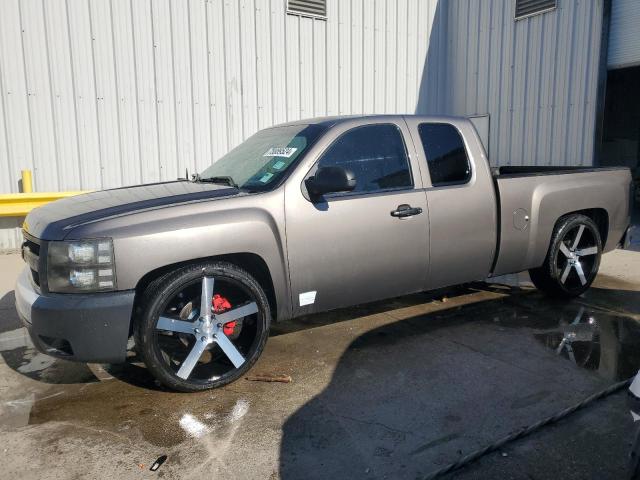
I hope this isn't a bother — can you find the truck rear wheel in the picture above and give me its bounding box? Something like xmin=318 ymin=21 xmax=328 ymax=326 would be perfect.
xmin=529 ymin=214 xmax=602 ymax=298
xmin=135 ymin=261 xmax=271 ymax=392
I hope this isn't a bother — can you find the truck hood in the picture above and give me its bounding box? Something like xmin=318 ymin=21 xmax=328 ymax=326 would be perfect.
xmin=24 ymin=181 xmax=239 ymax=240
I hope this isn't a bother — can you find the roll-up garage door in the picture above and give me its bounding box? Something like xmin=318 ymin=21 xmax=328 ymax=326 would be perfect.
xmin=608 ymin=0 xmax=640 ymax=69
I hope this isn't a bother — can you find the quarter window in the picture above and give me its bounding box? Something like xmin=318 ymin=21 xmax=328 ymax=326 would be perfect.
xmin=317 ymin=124 xmax=412 ymax=194
xmin=418 ymin=123 xmax=471 ymax=186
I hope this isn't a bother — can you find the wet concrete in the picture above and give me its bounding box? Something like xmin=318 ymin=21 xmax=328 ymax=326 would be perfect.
xmin=0 ymin=252 xmax=639 ymax=478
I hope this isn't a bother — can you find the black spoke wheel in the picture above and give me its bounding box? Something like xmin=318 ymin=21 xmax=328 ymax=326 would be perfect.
xmin=135 ymin=261 xmax=270 ymax=392
xmin=529 ymin=214 xmax=602 ymax=298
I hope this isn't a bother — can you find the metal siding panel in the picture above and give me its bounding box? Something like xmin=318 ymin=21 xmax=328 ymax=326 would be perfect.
xmin=451 ymin=0 xmax=464 ymax=115
xmin=255 ymin=0 xmax=274 ymax=128
xmin=188 ymin=0 xmax=212 ymax=171
xmin=270 ymin=0 xmax=288 ymax=124
xmin=111 ymin=0 xmax=142 ymax=185
xmin=608 ymin=0 xmax=640 ymax=68
xmin=325 ymin=0 xmax=339 ymax=115
xmin=299 ymin=16 xmax=314 ymax=118
xmin=522 ymin=15 xmax=542 ymax=166
xmin=285 ymin=14 xmax=300 ymax=120
xmin=395 ymin=0 xmax=407 ymax=114
xmin=90 ymin=0 xmax=123 ymax=188
xmin=312 ymin=18 xmax=327 ymax=116
xmin=476 ymin=0 xmax=490 ymax=116
xmin=239 ymin=0 xmax=258 ymax=136
xmin=338 ymin=0 xmax=350 ymax=114
xmin=552 ymin=0 xmax=574 ymax=166
xmin=536 ymin=11 xmax=556 ymax=165
xmin=151 ymin=0 xmax=178 ymax=181
xmin=509 ymin=20 xmax=527 ymax=166
xmin=465 ymin=0 xmax=479 ymax=115
xmin=350 ymin=0 xmax=363 ymax=113
xmin=170 ymin=0 xmax=196 ymax=176
xmin=361 ymin=0 xmax=374 ymax=114
xmin=384 ymin=0 xmax=396 ymax=113
xmin=208 ymin=0 xmax=229 ymax=161
xmin=404 ymin=0 xmax=418 ymax=114
xmin=130 ymin=0 xmax=160 ymax=183
xmin=66 ymin=0 xmax=102 ymax=189
xmin=21 ymin=0 xmax=59 ymax=191
xmin=373 ymin=0 xmax=385 ymax=113
xmin=43 ymin=0 xmax=82 ymax=190
xmin=497 ymin=1 xmax=515 ymax=165
xmin=222 ymin=0 xmax=243 ymax=147
xmin=487 ymin=0 xmax=503 ymax=162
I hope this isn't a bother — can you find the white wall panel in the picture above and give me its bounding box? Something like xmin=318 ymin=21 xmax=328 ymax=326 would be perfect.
xmin=0 ymin=0 xmax=442 ymax=249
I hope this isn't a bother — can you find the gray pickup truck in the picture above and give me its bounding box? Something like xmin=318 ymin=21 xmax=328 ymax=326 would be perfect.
xmin=15 ymin=115 xmax=632 ymax=391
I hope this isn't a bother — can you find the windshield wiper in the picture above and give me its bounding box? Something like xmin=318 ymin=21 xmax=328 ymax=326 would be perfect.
xmin=194 ymin=175 xmax=239 ymax=189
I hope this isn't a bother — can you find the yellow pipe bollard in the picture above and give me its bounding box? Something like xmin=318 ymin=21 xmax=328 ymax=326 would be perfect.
xmin=21 ymin=170 xmax=33 ymax=193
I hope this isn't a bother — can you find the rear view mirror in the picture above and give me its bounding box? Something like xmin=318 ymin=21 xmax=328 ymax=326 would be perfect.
xmin=305 ymin=166 xmax=356 ymax=198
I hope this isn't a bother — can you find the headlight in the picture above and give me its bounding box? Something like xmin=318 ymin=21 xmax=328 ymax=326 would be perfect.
xmin=47 ymin=239 xmax=117 ymax=293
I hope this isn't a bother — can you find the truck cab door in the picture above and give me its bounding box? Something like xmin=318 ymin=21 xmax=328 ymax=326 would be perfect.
xmin=284 ymin=119 xmax=430 ymax=317
xmin=404 ymin=118 xmax=498 ymax=290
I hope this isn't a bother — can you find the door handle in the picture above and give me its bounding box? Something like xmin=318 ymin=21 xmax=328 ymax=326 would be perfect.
xmin=390 ymin=204 xmax=423 ymax=218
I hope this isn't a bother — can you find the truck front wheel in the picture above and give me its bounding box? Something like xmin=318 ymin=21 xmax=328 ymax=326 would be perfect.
xmin=135 ymin=261 xmax=271 ymax=392
xmin=529 ymin=214 xmax=602 ymax=298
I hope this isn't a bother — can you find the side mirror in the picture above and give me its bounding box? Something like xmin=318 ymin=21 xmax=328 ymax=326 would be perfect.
xmin=305 ymin=166 xmax=357 ymax=197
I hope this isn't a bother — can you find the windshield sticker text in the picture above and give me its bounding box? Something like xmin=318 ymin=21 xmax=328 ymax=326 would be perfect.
xmin=263 ymin=147 xmax=297 ymax=158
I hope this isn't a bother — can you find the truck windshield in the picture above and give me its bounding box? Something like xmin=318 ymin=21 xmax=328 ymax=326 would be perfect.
xmin=198 ymin=124 xmax=326 ymax=191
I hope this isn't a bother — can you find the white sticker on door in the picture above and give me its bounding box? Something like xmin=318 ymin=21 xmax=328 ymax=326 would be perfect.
xmin=263 ymin=147 xmax=298 ymax=158
xmin=299 ymin=291 xmax=317 ymax=307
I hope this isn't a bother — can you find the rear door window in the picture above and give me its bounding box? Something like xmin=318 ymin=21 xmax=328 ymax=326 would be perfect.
xmin=418 ymin=123 xmax=472 ymax=186
xmin=317 ymin=124 xmax=412 ymax=194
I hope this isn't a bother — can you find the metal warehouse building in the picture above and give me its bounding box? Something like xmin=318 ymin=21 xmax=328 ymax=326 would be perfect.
xmin=0 ymin=0 xmax=639 ymax=249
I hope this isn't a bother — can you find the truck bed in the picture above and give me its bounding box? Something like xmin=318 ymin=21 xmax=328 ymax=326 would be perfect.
xmin=491 ymin=166 xmax=632 ymax=277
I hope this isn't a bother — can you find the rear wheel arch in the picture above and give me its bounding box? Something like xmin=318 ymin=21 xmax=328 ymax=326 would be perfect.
xmin=548 ymin=208 xmax=609 ymax=250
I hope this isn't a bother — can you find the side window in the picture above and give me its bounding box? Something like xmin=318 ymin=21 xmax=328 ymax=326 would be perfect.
xmin=418 ymin=123 xmax=471 ymax=186
xmin=317 ymin=124 xmax=412 ymax=194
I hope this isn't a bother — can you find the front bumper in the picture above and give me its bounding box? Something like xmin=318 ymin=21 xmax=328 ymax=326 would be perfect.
xmin=14 ymin=267 xmax=135 ymax=363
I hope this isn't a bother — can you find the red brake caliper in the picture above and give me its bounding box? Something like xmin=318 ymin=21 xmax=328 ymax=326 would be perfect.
xmin=212 ymin=294 xmax=235 ymax=335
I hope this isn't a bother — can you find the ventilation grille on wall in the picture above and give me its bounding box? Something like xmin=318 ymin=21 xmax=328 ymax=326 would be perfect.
xmin=287 ymin=0 xmax=326 ymax=18
xmin=515 ymin=0 xmax=556 ymax=19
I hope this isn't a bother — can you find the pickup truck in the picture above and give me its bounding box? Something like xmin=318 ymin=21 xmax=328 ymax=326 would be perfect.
xmin=15 ymin=115 xmax=632 ymax=391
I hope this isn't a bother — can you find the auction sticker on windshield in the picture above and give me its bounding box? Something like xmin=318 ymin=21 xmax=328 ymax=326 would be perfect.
xmin=263 ymin=147 xmax=297 ymax=158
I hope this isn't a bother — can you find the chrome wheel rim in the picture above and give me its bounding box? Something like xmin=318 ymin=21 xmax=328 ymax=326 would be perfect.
xmin=152 ymin=271 xmax=262 ymax=384
xmin=556 ymin=224 xmax=599 ymax=291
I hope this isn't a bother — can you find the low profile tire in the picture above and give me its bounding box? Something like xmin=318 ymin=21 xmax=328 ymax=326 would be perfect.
xmin=135 ymin=261 xmax=271 ymax=392
xmin=529 ymin=214 xmax=602 ymax=298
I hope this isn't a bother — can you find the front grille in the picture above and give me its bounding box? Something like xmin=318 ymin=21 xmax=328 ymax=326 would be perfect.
xmin=22 ymin=232 xmax=41 ymax=286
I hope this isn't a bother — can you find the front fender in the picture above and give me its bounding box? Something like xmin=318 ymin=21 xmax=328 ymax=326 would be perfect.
xmin=65 ymin=191 xmax=291 ymax=321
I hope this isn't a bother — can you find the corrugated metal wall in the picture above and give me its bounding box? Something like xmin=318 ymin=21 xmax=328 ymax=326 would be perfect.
xmin=0 ymin=0 xmax=445 ymax=250
xmin=435 ymin=0 xmax=603 ymax=167
xmin=608 ymin=0 xmax=640 ymax=69
xmin=0 ymin=0 xmax=606 ymax=250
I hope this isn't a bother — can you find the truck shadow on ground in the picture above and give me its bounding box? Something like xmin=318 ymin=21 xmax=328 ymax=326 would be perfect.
xmin=277 ymin=286 xmax=640 ymax=479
